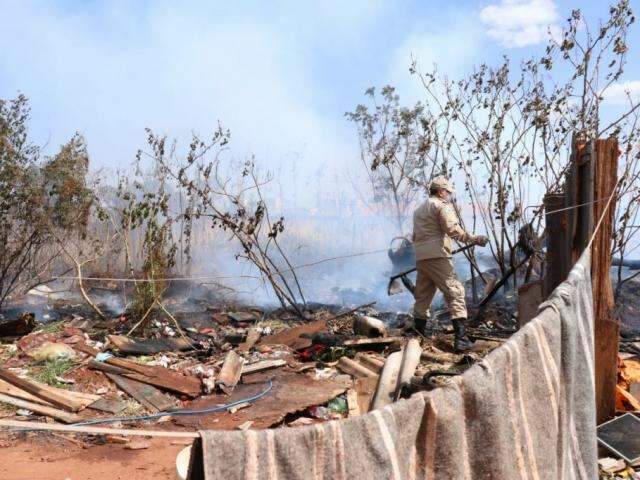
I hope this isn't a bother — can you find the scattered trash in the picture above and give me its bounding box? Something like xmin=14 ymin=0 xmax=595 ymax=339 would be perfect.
xmin=598 ymin=457 xmax=626 ymax=474
xmin=29 ymin=342 xmax=76 ymax=362
xmin=0 ymin=291 xmax=504 ymax=467
xmin=238 ymin=420 xmax=253 ymax=431
xmin=353 ymin=316 xmax=387 ymax=338
xmin=105 ymin=435 xmax=130 ymax=444
xmin=124 ymin=440 xmax=150 ymax=450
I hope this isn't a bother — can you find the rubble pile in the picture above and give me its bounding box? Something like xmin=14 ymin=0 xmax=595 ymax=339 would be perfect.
xmin=0 ymin=294 xmax=504 ymax=445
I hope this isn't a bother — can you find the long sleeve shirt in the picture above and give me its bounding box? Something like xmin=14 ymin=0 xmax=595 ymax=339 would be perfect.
xmin=412 ymin=196 xmax=474 ymax=260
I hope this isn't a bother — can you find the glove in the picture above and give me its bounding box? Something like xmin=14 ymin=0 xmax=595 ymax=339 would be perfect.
xmin=473 ymin=235 xmax=489 ymax=247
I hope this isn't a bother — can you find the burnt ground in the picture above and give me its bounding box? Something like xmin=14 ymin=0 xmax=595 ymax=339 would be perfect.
xmin=1 ymin=271 xmax=637 ymax=479
xmin=0 ymin=285 xmax=506 ymax=480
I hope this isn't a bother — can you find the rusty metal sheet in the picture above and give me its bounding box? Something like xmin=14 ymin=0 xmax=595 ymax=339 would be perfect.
xmin=259 ymin=320 xmax=327 ymax=351
xmin=175 ymin=370 xmax=348 ymax=430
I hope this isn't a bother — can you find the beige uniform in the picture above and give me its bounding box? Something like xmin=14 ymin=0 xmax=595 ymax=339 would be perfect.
xmin=412 ymin=196 xmax=475 ymax=320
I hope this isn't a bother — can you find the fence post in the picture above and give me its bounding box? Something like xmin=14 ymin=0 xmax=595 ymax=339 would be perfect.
xmin=592 ymin=138 xmax=619 ymax=424
xmin=543 ymin=193 xmax=570 ymax=298
xmin=573 ymin=140 xmax=595 ymax=259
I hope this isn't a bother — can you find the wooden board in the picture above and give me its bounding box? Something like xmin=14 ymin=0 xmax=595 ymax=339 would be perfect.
xmin=30 ymin=381 xmax=100 ymax=404
xmin=346 ymin=389 xmax=360 ymax=417
xmin=105 ymin=373 xmax=175 ymax=412
xmin=88 ymin=360 xmax=133 ymax=376
xmin=107 ymin=335 xmax=193 ymax=355
xmin=241 ymin=359 xmax=287 ymax=376
xmin=0 ymin=368 xmax=84 ymax=412
xmin=0 ymin=393 xmax=82 ymax=424
xmin=0 ymin=378 xmax=52 ymax=406
xmin=120 ymin=372 xmax=202 ymax=398
xmin=76 ymin=343 xmax=202 ymax=397
xmin=0 ymin=378 xmax=99 ymax=409
xmin=87 ymin=398 xmax=128 ymax=414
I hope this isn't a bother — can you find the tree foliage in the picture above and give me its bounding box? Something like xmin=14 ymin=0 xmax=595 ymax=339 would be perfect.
xmin=0 ymin=96 xmax=95 ymax=306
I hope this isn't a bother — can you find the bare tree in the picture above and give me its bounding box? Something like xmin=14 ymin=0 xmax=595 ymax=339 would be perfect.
xmin=139 ymin=128 xmax=308 ymax=317
xmin=345 ymin=86 xmax=438 ymax=235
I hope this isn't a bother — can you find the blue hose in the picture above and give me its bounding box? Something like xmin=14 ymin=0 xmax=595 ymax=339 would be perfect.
xmin=72 ymin=380 xmax=273 ymax=426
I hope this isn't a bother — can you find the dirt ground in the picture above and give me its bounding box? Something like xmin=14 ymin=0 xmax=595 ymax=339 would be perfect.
xmin=0 ymin=434 xmax=185 ymax=480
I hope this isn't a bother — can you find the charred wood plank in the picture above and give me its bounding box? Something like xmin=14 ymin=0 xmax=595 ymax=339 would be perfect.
xmin=107 ymin=335 xmax=193 ymax=355
xmin=76 ymin=343 xmax=201 ymax=397
xmin=105 ymin=373 xmax=175 ymax=412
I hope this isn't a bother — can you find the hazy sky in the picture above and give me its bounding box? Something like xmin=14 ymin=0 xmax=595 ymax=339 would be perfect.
xmin=1 ymin=0 xmax=639 ymax=196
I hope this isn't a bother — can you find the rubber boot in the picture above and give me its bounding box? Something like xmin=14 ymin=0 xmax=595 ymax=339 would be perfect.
xmin=413 ymin=316 xmax=427 ymax=336
xmin=452 ymin=318 xmax=475 ymax=352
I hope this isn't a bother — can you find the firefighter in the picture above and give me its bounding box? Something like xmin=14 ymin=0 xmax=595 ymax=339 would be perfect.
xmin=412 ymin=176 xmax=488 ymax=351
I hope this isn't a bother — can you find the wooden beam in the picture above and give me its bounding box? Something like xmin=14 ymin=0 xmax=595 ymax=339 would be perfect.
xmin=0 ymin=379 xmax=51 ymax=406
xmin=0 ymin=393 xmax=82 ymax=424
xmin=592 ymin=138 xmax=619 ymax=424
xmin=0 ymin=368 xmax=85 ymax=412
xmin=0 ymin=419 xmax=199 ymax=438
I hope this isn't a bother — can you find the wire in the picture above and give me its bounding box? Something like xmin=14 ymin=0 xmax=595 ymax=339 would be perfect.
xmin=586 ymin=179 xmax=622 ymax=251
xmin=522 ymin=194 xmax=615 ymax=218
xmin=51 ymin=274 xmax=261 ymax=283
xmin=49 ymin=194 xmax=625 ymax=285
xmin=544 ymin=195 xmax=615 ymax=216
xmin=71 ymin=380 xmax=273 ymax=427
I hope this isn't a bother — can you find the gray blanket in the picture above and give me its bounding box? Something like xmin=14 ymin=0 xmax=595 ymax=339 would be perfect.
xmin=189 ymin=252 xmax=596 ymax=479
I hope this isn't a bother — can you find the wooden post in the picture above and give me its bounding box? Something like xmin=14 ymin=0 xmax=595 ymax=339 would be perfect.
xmin=565 ymin=135 xmax=579 ymax=257
xmin=543 ymin=193 xmax=570 ymax=298
xmin=592 ymin=138 xmax=619 ymax=424
xmin=573 ymin=140 xmax=595 ymax=260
